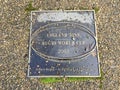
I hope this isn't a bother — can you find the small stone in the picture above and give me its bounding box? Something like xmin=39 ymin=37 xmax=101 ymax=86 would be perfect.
xmin=0 ymin=64 xmax=2 ymax=67
xmin=50 ymin=87 xmax=53 ymax=89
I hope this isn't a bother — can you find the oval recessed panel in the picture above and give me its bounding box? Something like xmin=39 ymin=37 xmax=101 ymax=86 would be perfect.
xmin=31 ymin=22 xmax=96 ymax=61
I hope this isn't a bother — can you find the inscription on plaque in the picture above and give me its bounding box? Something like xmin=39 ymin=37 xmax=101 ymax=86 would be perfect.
xmin=31 ymin=22 xmax=96 ymax=61
xmin=28 ymin=11 xmax=100 ymax=77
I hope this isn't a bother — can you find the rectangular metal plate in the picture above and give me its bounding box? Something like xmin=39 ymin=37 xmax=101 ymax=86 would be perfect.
xmin=28 ymin=10 xmax=100 ymax=77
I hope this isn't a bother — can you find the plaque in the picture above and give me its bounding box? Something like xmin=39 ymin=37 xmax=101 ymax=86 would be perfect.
xmin=28 ymin=10 xmax=100 ymax=77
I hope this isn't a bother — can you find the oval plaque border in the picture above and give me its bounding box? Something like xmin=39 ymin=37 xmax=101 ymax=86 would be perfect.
xmin=31 ymin=22 xmax=96 ymax=62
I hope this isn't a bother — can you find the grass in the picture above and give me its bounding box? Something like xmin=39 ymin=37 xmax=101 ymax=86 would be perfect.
xmin=40 ymin=77 xmax=63 ymax=84
xmin=39 ymin=69 xmax=104 ymax=89
xmin=25 ymin=1 xmax=38 ymax=12
xmin=67 ymin=77 xmax=94 ymax=82
xmin=79 ymin=7 xmax=89 ymax=10
xmin=39 ymin=77 xmax=98 ymax=84
xmin=24 ymin=1 xmax=99 ymax=13
xmin=93 ymin=7 xmax=100 ymax=13
xmin=98 ymin=69 xmax=104 ymax=89
xmin=79 ymin=6 xmax=100 ymax=13
xmin=39 ymin=77 xmax=94 ymax=84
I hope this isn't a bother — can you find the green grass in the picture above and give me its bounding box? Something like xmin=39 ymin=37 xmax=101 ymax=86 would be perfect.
xmin=39 ymin=77 xmax=95 ymax=84
xmin=98 ymin=69 xmax=104 ymax=89
xmin=67 ymin=77 xmax=95 ymax=82
xmin=93 ymin=7 xmax=100 ymax=13
xmin=39 ymin=69 xmax=104 ymax=89
xmin=25 ymin=1 xmax=38 ymax=12
xmin=40 ymin=77 xmax=63 ymax=84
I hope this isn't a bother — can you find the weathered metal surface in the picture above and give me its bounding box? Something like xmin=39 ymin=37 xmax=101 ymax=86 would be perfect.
xmin=31 ymin=22 xmax=96 ymax=61
xmin=28 ymin=11 xmax=100 ymax=77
